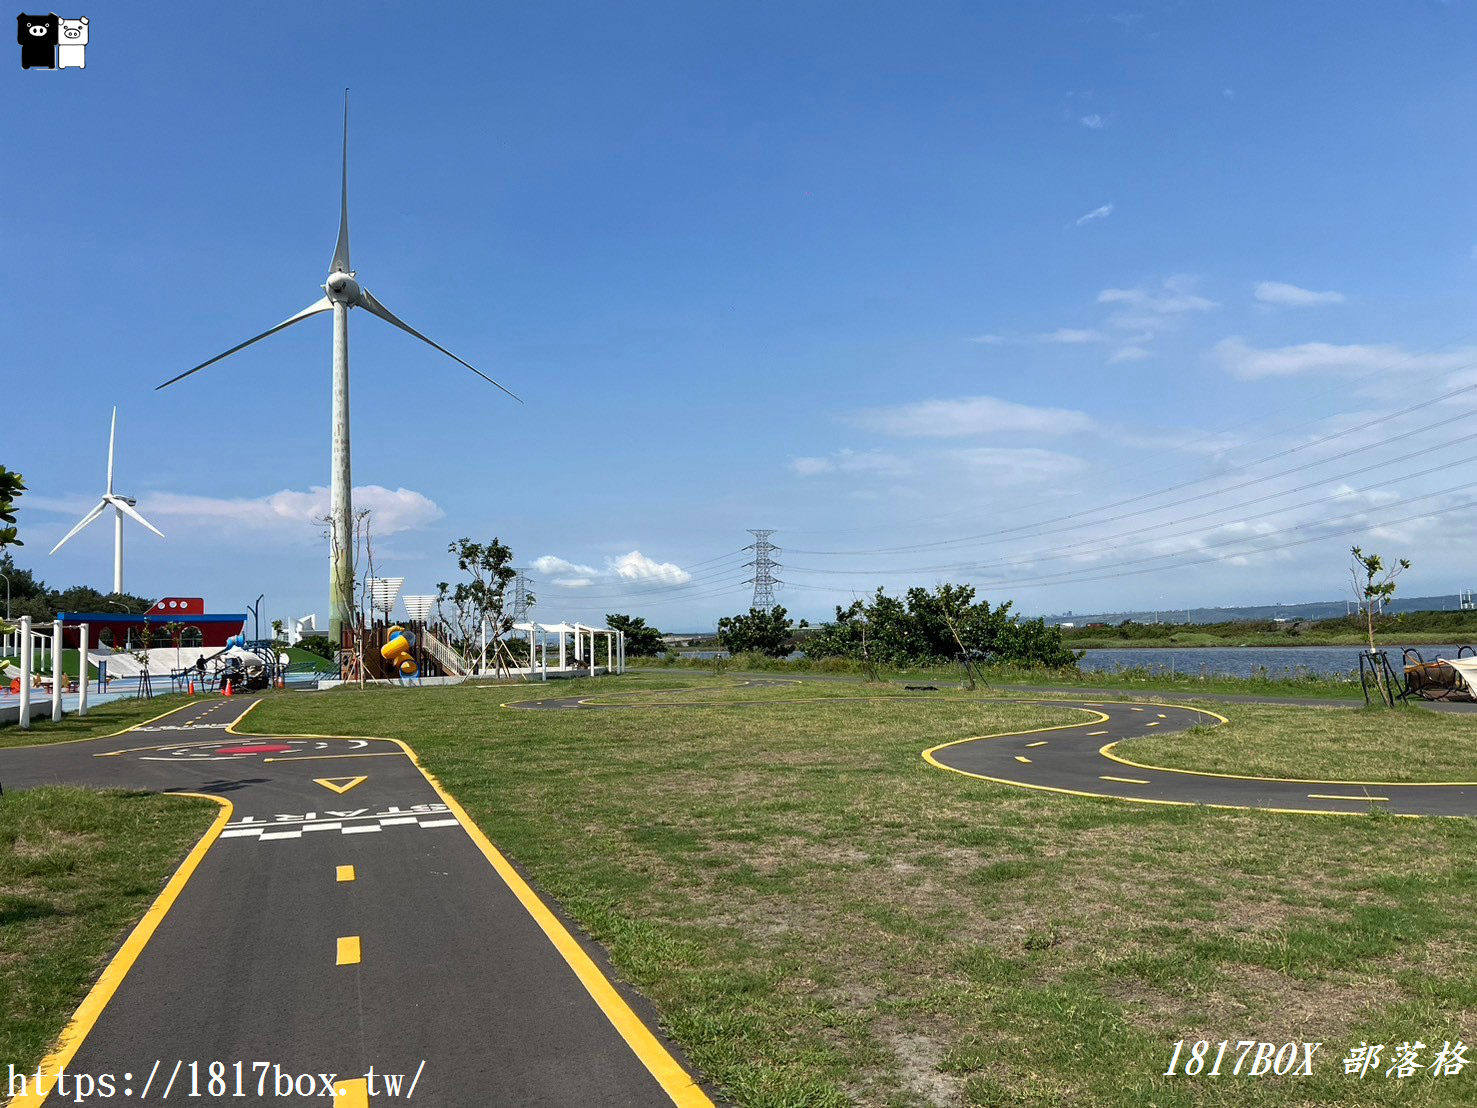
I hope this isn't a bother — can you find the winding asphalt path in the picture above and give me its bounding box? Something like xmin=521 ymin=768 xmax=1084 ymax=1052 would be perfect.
xmin=0 ymin=697 xmax=714 ymax=1108
xmin=506 ymin=681 xmax=1477 ymax=818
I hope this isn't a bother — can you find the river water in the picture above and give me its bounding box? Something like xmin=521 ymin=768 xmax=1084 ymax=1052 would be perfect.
xmin=1077 ymin=645 xmax=1474 ymax=679
xmin=680 ymin=645 xmax=1475 ymax=678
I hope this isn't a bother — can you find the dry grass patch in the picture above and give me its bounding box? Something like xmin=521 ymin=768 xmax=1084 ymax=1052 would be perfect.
xmin=247 ymin=675 xmax=1477 ymax=1107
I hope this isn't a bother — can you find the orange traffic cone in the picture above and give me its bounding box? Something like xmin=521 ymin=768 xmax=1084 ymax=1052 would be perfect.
xmin=189 ymin=680 xmax=196 ymax=696
xmin=224 ymin=679 xmax=233 ymax=697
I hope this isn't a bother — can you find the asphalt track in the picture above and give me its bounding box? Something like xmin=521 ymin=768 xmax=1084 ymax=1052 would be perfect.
xmin=0 ymin=697 xmax=715 ymax=1108
xmin=507 ymin=680 xmax=1477 ymax=818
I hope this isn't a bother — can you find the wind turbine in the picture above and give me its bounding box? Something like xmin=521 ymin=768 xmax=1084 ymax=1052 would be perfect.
xmin=154 ymin=92 xmax=520 ymax=645
xmin=49 ymin=407 xmax=165 ymax=595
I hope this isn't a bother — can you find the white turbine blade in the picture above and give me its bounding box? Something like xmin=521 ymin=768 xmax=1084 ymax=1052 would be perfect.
xmin=155 ymin=298 xmax=334 ymax=390
xmin=108 ymin=495 xmax=166 ymax=539
xmin=107 ymin=407 xmax=117 ymax=494
xmin=48 ymin=499 xmax=109 ymax=555
xmin=357 ymin=288 xmax=523 ymax=402
xmin=331 ymin=91 xmax=351 ymax=274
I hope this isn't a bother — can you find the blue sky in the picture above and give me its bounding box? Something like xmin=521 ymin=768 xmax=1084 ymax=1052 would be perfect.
xmin=6 ymin=1 xmax=1477 ymax=632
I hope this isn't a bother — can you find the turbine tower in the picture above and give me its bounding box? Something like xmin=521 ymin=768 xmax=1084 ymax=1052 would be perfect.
xmin=155 ymin=93 xmax=521 ymax=646
xmin=49 ymin=407 xmax=165 ymax=595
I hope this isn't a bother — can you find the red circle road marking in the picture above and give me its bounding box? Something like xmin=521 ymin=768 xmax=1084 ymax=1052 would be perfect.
xmin=214 ymin=743 xmax=296 ymax=755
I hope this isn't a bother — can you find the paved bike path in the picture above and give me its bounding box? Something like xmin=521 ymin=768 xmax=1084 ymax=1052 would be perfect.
xmin=0 ymin=698 xmax=712 ymax=1107
xmin=506 ymin=683 xmax=1477 ymax=818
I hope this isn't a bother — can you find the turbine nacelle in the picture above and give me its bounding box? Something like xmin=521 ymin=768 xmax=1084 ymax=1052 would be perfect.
xmin=324 ymin=271 xmax=362 ymax=305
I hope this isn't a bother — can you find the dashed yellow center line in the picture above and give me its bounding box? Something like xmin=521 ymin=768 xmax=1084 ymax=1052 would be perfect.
xmin=1088 ymin=730 xmax=1109 ymax=736
xmin=1130 ymin=707 xmax=1145 ymax=712
xmin=1025 ymin=741 xmax=1048 ymax=748
xmin=336 ymin=865 xmax=355 ymax=883
xmin=1014 ymin=755 xmax=1032 ymax=764
xmin=336 ymin=936 xmax=361 ymax=965
xmin=1101 ymin=775 xmax=1151 ymax=785
xmin=1146 ymin=721 xmax=1161 ymax=727
xmin=1157 ymin=713 xmax=1167 ymax=718
xmin=1308 ymin=793 xmax=1390 ymax=802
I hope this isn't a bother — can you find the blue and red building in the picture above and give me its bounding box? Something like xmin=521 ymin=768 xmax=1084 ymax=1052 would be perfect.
xmin=59 ymin=597 xmax=247 ymax=651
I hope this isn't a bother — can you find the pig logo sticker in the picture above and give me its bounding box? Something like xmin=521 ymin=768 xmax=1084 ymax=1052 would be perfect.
xmin=17 ymin=13 xmax=87 ymax=69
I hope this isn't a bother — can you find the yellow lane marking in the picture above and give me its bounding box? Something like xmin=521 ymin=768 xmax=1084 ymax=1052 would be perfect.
xmin=333 ymin=1078 xmax=368 ymax=1107
xmin=1025 ymin=741 xmax=1048 ymax=748
xmin=1088 ymin=730 xmax=1109 ymax=736
xmin=927 ymin=762 xmax=1428 ymax=818
xmin=1098 ymin=738 xmax=1477 ymax=787
xmin=224 ymin=711 xmax=716 ymax=1107
xmin=1157 ymin=713 xmax=1167 ymax=718
xmin=1015 ymin=755 xmax=1032 ymax=764
xmin=1101 ymin=775 xmax=1151 ymax=785
xmin=1130 ymin=707 xmax=1145 ymax=712
xmin=337 ymin=865 xmax=355 ymax=883
xmin=5 ymin=794 xmax=233 ymax=1108
xmin=389 ymin=739 xmax=716 ymax=1106
xmin=1308 ymin=793 xmax=1390 ymax=802
xmin=1146 ymin=721 xmax=1161 ymax=727
xmin=315 ymin=776 xmax=368 ymax=795
xmin=337 ymin=936 xmax=361 ymax=965
xmin=265 ymin=752 xmax=400 ymax=763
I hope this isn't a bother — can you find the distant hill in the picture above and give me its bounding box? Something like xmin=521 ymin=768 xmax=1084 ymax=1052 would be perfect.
xmin=1042 ymin=593 xmax=1474 ymax=627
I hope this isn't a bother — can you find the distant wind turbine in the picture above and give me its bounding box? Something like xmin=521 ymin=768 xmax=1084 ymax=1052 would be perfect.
xmin=154 ymin=92 xmax=520 ymax=645
xmin=49 ymin=407 xmax=165 ymax=595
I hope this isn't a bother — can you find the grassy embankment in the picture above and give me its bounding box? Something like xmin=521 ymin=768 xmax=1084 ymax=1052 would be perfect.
xmin=1058 ymin=610 xmax=1477 ymax=650
xmin=239 ymin=675 xmax=1477 ymax=1107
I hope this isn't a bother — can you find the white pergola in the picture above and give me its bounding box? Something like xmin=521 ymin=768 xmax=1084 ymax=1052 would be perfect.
xmin=510 ymin=621 xmax=625 ymax=680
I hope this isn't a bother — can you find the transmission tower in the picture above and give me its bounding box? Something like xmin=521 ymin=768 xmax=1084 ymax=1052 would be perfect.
xmin=744 ymin=529 xmax=783 ymax=611
xmin=511 ymin=569 xmax=533 ymax=620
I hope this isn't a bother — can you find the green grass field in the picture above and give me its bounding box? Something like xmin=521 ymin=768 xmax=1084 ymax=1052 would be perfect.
xmin=232 ymin=676 xmax=1477 ymax=1107
xmin=0 ymin=787 xmax=217 ymax=1074
xmin=1120 ymin=702 xmax=1477 ymax=783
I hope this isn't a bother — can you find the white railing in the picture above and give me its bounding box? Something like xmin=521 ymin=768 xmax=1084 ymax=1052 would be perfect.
xmin=418 ymin=627 xmax=469 ymax=676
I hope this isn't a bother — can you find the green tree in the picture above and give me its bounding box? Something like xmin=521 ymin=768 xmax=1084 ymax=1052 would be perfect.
xmin=804 ymin=584 xmax=1078 ymax=670
xmin=1350 ymin=545 xmax=1411 ymax=706
xmin=604 ymin=613 xmax=665 ymax=656
xmin=437 ymin=537 xmax=518 ymax=664
xmin=0 ymin=466 xmax=26 ymax=550
xmin=716 ymin=606 xmax=794 ymax=657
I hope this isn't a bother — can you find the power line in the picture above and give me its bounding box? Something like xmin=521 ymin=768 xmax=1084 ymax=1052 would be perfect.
xmin=787 ymin=380 xmax=1477 ymax=556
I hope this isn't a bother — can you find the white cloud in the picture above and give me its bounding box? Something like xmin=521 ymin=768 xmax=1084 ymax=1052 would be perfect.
xmin=1076 ymin=203 xmax=1114 ymax=226
xmin=848 ymin=395 xmax=1095 ymax=438
xmin=1039 ymin=328 xmax=1105 ymax=344
xmin=1254 ymin=281 xmax=1345 ymax=306
xmin=947 ymin=447 xmax=1085 ymax=482
xmin=1097 ymin=277 xmax=1217 ymax=316
xmin=1081 ymin=113 xmax=1107 ymax=129
xmin=534 ymin=550 xmax=691 ymax=589
xmin=790 ymin=449 xmax=912 ymax=478
xmin=611 ymin=550 xmax=691 ymax=584
xmin=1107 ymin=345 xmax=1151 ymax=363
xmin=532 ymin=555 xmax=599 ymax=578
xmin=139 ymin=485 xmax=443 ymax=537
xmin=1213 ymin=337 xmax=1477 ymax=380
